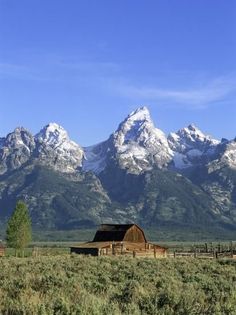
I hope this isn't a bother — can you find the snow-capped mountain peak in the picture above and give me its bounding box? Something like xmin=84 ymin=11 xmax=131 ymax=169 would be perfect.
xmin=0 ymin=106 xmax=234 ymax=177
xmin=82 ymin=106 xmax=173 ymax=174
xmin=126 ymin=106 xmax=151 ymax=122
xmin=4 ymin=127 xmax=35 ymax=150
xmin=0 ymin=127 xmax=35 ymax=175
xmin=115 ymin=106 xmax=155 ymax=144
xmin=168 ymin=124 xmax=220 ymax=169
xmin=109 ymin=107 xmax=173 ymax=173
xmin=114 ymin=106 xmax=153 ymax=144
xmin=176 ymin=124 xmax=219 ymax=145
xmin=35 ymin=123 xmax=84 ymax=172
xmin=35 ymin=123 xmax=69 ymax=146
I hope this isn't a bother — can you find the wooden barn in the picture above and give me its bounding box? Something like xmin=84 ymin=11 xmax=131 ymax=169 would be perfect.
xmin=0 ymin=241 xmax=5 ymax=257
xmin=70 ymin=224 xmax=167 ymax=258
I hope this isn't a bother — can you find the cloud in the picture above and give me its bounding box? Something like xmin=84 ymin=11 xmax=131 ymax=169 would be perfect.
xmin=114 ymin=76 xmax=236 ymax=109
xmin=1 ymin=57 xmax=235 ymax=110
xmin=0 ymin=59 xmax=120 ymax=82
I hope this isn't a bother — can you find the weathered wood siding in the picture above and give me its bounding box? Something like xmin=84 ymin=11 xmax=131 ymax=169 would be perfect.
xmin=0 ymin=247 xmax=5 ymax=257
xmin=123 ymin=225 xmax=146 ymax=243
xmin=70 ymin=224 xmax=167 ymax=258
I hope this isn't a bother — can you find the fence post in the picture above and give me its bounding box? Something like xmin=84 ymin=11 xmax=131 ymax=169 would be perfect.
xmin=230 ymin=241 xmax=233 ymax=258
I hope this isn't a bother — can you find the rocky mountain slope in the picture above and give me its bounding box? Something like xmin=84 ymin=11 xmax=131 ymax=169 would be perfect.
xmin=35 ymin=123 xmax=84 ymax=172
xmin=168 ymin=124 xmax=220 ymax=169
xmin=188 ymin=138 xmax=236 ymax=226
xmin=0 ymin=107 xmax=235 ymax=235
xmin=83 ymin=107 xmax=173 ymax=175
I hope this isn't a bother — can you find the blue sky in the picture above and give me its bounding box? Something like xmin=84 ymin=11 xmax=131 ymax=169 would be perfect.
xmin=0 ymin=0 xmax=235 ymax=145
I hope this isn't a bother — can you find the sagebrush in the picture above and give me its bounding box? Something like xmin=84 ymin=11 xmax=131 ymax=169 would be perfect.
xmin=0 ymin=255 xmax=235 ymax=315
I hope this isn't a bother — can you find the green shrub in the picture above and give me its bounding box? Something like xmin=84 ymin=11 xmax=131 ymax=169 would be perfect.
xmin=0 ymin=256 xmax=235 ymax=314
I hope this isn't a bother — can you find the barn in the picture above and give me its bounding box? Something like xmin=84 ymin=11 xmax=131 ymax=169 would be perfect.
xmin=70 ymin=224 xmax=167 ymax=258
xmin=0 ymin=241 xmax=5 ymax=257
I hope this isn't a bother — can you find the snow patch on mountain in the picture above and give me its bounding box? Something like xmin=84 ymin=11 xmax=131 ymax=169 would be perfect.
xmin=83 ymin=142 xmax=108 ymax=174
xmin=168 ymin=124 xmax=220 ymax=169
xmin=35 ymin=123 xmax=84 ymax=172
xmin=36 ymin=123 xmax=70 ymax=147
xmin=222 ymin=140 xmax=236 ymax=168
xmin=0 ymin=107 xmax=234 ymax=177
xmin=209 ymin=139 xmax=236 ymax=171
xmin=82 ymin=107 xmax=173 ymax=175
xmin=0 ymin=127 xmax=35 ymax=174
xmin=172 ymin=152 xmax=192 ymax=169
xmin=111 ymin=106 xmax=173 ymax=173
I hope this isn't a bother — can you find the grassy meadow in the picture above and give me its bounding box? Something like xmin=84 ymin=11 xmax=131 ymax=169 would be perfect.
xmin=1 ymin=230 xmax=236 ymax=314
xmin=0 ymin=254 xmax=235 ymax=315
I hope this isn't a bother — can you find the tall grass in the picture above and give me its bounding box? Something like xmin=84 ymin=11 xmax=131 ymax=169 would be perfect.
xmin=0 ymin=255 xmax=235 ymax=314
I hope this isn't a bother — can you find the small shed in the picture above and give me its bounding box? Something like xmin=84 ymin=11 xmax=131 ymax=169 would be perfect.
xmin=0 ymin=241 xmax=5 ymax=257
xmin=71 ymin=224 xmax=167 ymax=258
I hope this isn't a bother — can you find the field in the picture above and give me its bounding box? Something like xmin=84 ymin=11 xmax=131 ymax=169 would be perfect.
xmin=0 ymin=255 xmax=236 ymax=315
xmin=2 ymin=226 xmax=236 ymax=243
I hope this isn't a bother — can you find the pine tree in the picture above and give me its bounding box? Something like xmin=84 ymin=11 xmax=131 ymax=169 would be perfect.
xmin=6 ymin=201 xmax=32 ymax=256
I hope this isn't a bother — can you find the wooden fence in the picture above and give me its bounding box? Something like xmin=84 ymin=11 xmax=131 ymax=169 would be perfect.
xmin=169 ymin=250 xmax=236 ymax=259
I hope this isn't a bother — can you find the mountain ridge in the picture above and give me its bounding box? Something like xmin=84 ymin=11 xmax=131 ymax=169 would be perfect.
xmin=0 ymin=106 xmax=235 ymax=235
xmin=1 ymin=106 xmax=226 ymax=175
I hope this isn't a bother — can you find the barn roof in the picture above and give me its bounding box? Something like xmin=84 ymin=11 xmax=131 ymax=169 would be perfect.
xmin=97 ymin=224 xmax=135 ymax=232
xmin=93 ymin=224 xmax=146 ymax=242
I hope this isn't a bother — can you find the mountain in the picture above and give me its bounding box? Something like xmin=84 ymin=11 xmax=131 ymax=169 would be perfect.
xmin=83 ymin=107 xmax=172 ymax=175
xmin=35 ymin=123 xmax=84 ymax=173
xmin=168 ymin=124 xmax=219 ymax=169
xmin=0 ymin=164 xmax=118 ymax=229
xmin=0 ymin=127 xmax=35 ymax=175
xmin=0 ymin=123 xmax=84 ymax=176
xmin=188 ymin=138 xmax=236 ymax=226
xmin=0 ymin=107 xmax=235 ymax=237
xmin=209 ymin=138 xmax=236 ymax=171
xmin=83 ymin=141 xmax=109 ymax=174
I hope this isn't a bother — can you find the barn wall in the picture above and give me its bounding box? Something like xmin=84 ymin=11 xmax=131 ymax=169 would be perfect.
xmin=124 ymin=225 xmax=146 ymax=243
xmin=155 ymin=248 xmax=166 ymax=253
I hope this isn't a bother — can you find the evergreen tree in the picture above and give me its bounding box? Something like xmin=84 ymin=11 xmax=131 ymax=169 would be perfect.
xmin=6 ymin=201 xmax=32 ymax=256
